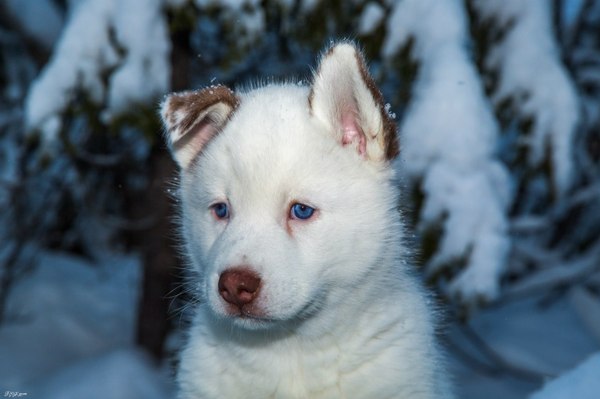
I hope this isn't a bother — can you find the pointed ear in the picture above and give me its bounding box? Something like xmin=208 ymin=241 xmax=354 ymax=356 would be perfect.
xmin=160 ymin=85 xmax=239 ymax=169
xmin=309 ymin=42 xmax=398 ymax=162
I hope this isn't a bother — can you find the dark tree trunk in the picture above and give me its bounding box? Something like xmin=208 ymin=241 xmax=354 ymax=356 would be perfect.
xmin=134 ymin=12 xmax=192 ymax=360
xmin=135 ymin=148 xmax=179 ymax=359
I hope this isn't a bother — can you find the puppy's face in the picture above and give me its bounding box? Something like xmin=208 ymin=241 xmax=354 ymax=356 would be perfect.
xmin=162 ymin=43 xmax=399 ymax=330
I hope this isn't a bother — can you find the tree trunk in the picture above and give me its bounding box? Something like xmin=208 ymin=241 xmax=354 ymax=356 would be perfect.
xmin=135 ymin=13 xmax=192 ymax=360
xmin=135 ymin=149 xmax=179 ymax=359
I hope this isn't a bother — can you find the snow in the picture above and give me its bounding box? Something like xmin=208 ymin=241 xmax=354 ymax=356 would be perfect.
xmin=24 ymin=0 xmax=170 ymax=143
xmin=24 ymin=0 xmax=117 ymax=142
xmin=4 ymin=0 xmax=63 ymax=50
xmin=382 ymin=0 xmax=512 ymax=302
xmin=299 ymin=0 xmax=321 ymax=13
xmin=472 ymin=0 xmax=580 ymax=196
xmin=106 ymin=0 xmax=170 ymax=118
xmin=194 ymin=0 xmax=266 ymax=44
xmin=562 ymin=0 xmax=586 ymax=28
xmin=358 ymin=3 xmax=385 ymax=35
xmin=570 ymin=287 xmax=600 ymax=343
xmin=0 ymin=251 xmax=173 ymax=397
xmin=529 ymin=352 xmax=600 ymax=399
xmin=33 ymin=349 xmax=171 ymax=399
xmin=165 ymin=0 xmax=188 ymax=6
xmin=450 ymin=294 xmax=599 ymax=399
xmin=196 ymin=0 xmax=260 ymax=7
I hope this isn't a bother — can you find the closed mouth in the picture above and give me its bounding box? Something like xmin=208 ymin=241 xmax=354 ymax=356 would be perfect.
xmin=229 ymin=313 xmax=280 ymax=330
xmin=224 ymin=306 xmax=276 ymax=323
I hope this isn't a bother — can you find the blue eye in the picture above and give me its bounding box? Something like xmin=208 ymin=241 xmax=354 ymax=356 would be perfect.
xmin=290 ymin=203 xmax=315 ymax=220
xmin=212 ymin=202 xmax=229 ymax=219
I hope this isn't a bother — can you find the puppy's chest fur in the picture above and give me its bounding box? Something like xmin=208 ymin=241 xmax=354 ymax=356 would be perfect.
xmin=178 ymin=304 xmax=438 ymax=399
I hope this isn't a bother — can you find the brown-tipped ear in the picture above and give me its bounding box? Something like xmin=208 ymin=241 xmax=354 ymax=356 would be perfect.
xmin=160 ymin=85 xmax=239 ymax=169
xmin=309 ymin=42 xmax=398 ymax=162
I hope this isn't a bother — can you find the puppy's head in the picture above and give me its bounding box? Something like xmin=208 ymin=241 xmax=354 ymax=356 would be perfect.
xmin=161 ymin=42 xmax=400 ymax=330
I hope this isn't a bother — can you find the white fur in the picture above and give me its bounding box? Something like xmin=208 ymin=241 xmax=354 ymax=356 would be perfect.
xmin=165 ymin=43 xmax=453 ymax=399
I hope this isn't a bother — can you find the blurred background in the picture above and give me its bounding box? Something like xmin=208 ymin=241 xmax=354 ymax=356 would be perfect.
xmin=0 ymin=0 xmax=599 ymax=398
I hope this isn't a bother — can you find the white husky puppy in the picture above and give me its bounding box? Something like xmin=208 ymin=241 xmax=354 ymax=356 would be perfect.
xmin=161 ymin=42 xmax=453 ymax=399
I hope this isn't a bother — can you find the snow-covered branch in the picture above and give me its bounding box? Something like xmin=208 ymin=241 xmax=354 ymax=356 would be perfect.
xmin=383 ymin=0 xmax=512 ymax=302
xmin=473 ymin=0 xmax=580 ymax=197
xmin=24 ymin=0 xmax=170 ymax=144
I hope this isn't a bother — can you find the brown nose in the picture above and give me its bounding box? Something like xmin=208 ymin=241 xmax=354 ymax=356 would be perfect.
xmin=218 ymin=267 xmax=262 ymax=308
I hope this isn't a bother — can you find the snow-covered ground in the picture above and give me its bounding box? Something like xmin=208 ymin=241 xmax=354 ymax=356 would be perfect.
xmin=0 ymin=251 xmax=174 ymax=398
xmin=530 ymin=352 xmax=600 ymax=399
xmin=0 ymin=251 xmax=597 ymax=398
xmin=450 ymin=296 xmax=599 ymax=398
